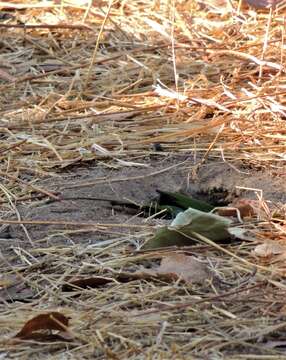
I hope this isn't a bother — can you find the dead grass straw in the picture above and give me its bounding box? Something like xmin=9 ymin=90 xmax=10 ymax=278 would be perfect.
xmin=0 ymin=0 xmax=285 ymax=358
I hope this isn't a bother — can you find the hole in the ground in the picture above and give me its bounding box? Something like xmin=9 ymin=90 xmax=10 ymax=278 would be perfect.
xmin=194 ymin=187 xmax=233 ymax=207
xmin=135 ymin=187 xmax=234 ymax=220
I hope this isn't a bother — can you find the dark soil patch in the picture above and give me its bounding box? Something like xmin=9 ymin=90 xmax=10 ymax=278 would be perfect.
xmin=2 ymin=155 xmax=285 ymax=250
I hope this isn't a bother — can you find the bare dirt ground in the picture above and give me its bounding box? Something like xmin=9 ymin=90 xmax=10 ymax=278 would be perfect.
xmin=4 ymin=156 xmax=286 ymax=248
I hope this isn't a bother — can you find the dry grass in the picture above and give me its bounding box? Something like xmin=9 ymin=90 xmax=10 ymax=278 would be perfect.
xmin=0 ymin=0 xmax=286 ymax=358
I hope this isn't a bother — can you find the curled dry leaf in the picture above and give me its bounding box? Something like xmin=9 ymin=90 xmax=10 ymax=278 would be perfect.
xmin=14 ymin=312 xmax=71 ymax=342
xmin=62 ymin=273 xmax=146 ymax=292
xmin=253 ymin=242 xmax=286 ymax=257
xmin=216 ymin=199 xmax=256 ymax=219
xmin=144 ymin=254 xmax=213 ymax=285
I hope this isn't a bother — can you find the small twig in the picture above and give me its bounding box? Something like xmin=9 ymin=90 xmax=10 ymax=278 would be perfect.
xmin=0 ymin=23 xmax=94 ymax=31
xmin=192 ymin=123 xmax=225 ymax=176
xmin=0 ymin=218 xmax=151 ymax=229
xmin=0 ymin=139 xmax=27 ymax=154
xmin=0 ymin=193 xmax=46 ymax=205
xmin=207 ymin=49 xmax=284 ymax=72
xmin=0 ymin=170 xmax=59 ymax=201
xmin=0 ymin=2 xmax=59 ymax=9
xmin=83 ymin=0 xmax=113 ymax=91
xmin=64 ymin=160 xmax=187 ymax=189
xmin=258 ymin=7 xmax=273 ymax=82
xmin=138 ymin=115 xmax=232 ymax=144
xmin=0 ymin=44 xmax=180 ymax=89
xmin=135 ymin=281 xmax=266 ymax=316
xmin=225 ymin=88 xmax=286 ymax=105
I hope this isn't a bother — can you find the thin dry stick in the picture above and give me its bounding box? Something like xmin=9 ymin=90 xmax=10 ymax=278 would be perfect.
xmin=0 ymin=43 xmax=181 ymax=90
xmin=138 ymin=115 xmax=232 ymax=143
xmin=0 ymin=54 xmax=120 ymax=89
xmin=0 ymin=2 xmax=59 ymax=9
xmin=0 ymin=218 xmax=150 ymax=229
xmin=64 ymin=160 xmax=187 ymax=189
xmin=0 ymin=139 xmax=27 ymax=154
xmin=0 ymin=23 xmax=93 ymax=31
xmin=207 ymin=49 xmax=284 ymax=71
xmin=0 ymin=170 xmax=59 ymax=201
xmin=258 ymin=8 xmax=273 ymax=82
xmin=0 ymin=193 xmax=46 ymax=205
xmin=83 ymin=0 xmax=114 ymax=91
xmin=171 ymin=0 xmax=179 ymax=104
xmin=0 ymin=184 xmax=34 ymax=247
xmin=5 ymin=105 xmax=164 ymax=129
xmin=192 ymin=123 xmax=225 ymax=173
xmin=83 ymin=0 xmax=93 ymax=22
xmin=190 ymin=231 xmax=281 ymax=274
xmin=237 ymin=0 xmax=243 ymax=14
xmin=225 ymin=88 xmax=286 ymax=105
xmin=135 ymin=281 xmax=265 ymax=316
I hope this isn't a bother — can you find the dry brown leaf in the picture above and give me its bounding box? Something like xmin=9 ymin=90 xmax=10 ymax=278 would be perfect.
xmin=14 ymin=312 xmax=70 ymax=340
xmin=155 ymin=254 xmax=212 ymax=284
xmin=62 ymin=276 xmax=114 ymax=291
xmin=11 ymin=332 xmax=73 ymax=344
xmin=62 ymin=272 xmax=165 ymax=293
xmin=217 ymin=199 xmax=256 ymax=219
xmin=253 ymin=242 xmax=286 ymax=257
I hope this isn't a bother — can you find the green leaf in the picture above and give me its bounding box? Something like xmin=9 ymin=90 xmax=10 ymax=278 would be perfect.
xmin=143 ymin=208 xmax=232 ymax=250
xmin=143 ymin=226 xmax=197 ymax=249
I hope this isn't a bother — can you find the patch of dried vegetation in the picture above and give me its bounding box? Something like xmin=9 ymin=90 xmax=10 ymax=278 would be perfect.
xmin=0 ymin=0 xmax=285 ymax=358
